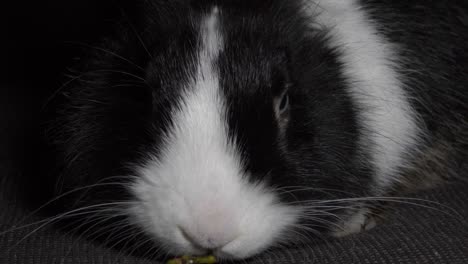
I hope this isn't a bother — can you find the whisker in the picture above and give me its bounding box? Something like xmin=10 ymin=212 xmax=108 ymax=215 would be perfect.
xmin=42 ymin=68 xmax=148 ymax=111
xmin=42 ymin=72 xmax=87 ymax=109
xmin=119 ymin=8 xmax=153 ymax=59
xmin=62 ymin=209 xmax=129 ymax=241
xmin=127 ymin=235 xmax=157 ymax=259
xmin=63 ymin=41 xmax=146 ymax=71
xmin=1 ymin=202 xmax=136 ymax=238
xmin=274 ymin=185 xmax=356 ymax=197
xmin=141 ymin=241 xmax=164 ymax=261
xmin=299 ymin=197 xmax=462 ymax=219
xmin=110 ymin=226 xmax=148 ymax=258
xmin=118 ymin=223 xmax=147 ymax=250
xmin=288 ymin=196 xmax=459 ymax=216
xmin=90 ymin=69 xmax=147 ymax=83
xmin=14 ymin=175 xmax=136 ymax=227
xmin=57 ymin=211 xmax=131 ymax=264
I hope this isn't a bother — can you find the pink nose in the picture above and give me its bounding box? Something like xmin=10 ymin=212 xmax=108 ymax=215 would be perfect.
xmin=179 ymin=226 xmax=237 ymax=251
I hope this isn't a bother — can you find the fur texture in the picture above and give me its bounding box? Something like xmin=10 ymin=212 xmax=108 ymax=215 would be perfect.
xmin=42 ymin=0 xmax=468 ymax=260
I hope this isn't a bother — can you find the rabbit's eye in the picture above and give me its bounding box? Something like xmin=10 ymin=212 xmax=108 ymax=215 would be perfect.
xmin=277 ymin=91 xmax=289 ymax=114
xmin=274 ymin=85 xmax=291 ymax=123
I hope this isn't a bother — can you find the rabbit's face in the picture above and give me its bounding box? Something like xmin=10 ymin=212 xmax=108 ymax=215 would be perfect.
xmin=128 ymin=4 xmax=365 ymax=259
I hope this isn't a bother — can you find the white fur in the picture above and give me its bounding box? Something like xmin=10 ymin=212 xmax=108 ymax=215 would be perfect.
xmin=304 ymin=0 xmax=421 ymax=192
xmin=128 ymin=0 xmax=422 ymax=257
xmin=332 ymin=208 xmax=377 ymax=237
xmin=129 ymin=7 xmax=298 ymax=259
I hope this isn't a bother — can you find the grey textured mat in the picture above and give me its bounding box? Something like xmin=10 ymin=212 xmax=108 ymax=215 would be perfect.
xmin=1 ymin=161 xmax=467 ymax=264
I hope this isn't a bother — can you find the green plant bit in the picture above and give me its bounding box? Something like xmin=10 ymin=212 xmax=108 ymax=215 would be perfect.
xmin=166 ymin=255 xmax=217 ymax=264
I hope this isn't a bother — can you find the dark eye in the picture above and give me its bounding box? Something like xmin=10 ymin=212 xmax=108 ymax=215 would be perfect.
xmin=274 ymin=87 xmax=290 ymax=121
xmin=278 ymin=91 xmax=289 ymax=114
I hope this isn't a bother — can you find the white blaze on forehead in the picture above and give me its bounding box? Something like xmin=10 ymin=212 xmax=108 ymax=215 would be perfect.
xmin=165 ymin=7 xmax=239 ymax=200
xmin=304 ymin=0 xmax=421 ymax=192
xmin=201 ymin=6 xmax=221 ymax=60
xmin=131 ymin=7 xmax=298 ymax=258
xmin=150 ymin=7 xmax=238 ymax=211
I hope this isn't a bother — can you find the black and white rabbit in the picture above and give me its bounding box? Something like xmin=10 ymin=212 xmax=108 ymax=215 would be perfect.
xmin=42 ymin=0 xmax=468 ymax=260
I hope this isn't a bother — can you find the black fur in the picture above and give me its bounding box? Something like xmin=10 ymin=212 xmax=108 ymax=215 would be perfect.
xmin=39 ymin=0 xmax=468 ymax=259
xmin=361 ymin=0 xmax=468 ymax=186
xmin=217 ymin=0 xmax=371 ymax=208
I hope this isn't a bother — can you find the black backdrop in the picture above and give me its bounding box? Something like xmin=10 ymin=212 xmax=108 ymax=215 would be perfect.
xmin=1 ymin=0 xmax=126 ymax=165
xmin=1 ymin=2 xmax=468 ymax=264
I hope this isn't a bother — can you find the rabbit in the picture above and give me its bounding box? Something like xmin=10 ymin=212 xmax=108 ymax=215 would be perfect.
xmin=42 ymin=0 xmax=468 ymax=260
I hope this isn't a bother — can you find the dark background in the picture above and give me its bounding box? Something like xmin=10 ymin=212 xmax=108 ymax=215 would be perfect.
xmin=0 ymin=0 xmax=125 ymax=165
xmin=1 ymin=2 xmax=467 ymax=264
